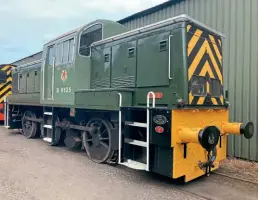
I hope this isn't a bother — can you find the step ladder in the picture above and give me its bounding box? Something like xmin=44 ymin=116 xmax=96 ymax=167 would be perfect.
xmin=42 ymin=107 xmax=55 ymax=144
xmin=118 ymin=91 xmax=155 ymax=171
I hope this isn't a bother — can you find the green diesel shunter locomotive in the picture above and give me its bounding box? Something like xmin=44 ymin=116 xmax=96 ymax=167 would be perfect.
xmin=8 ymin=14 xmax=254 ymax=182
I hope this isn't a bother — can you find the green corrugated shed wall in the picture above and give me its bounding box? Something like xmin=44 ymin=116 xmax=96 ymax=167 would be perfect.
xmin=119 ymin=0 xmax=258 ymax=161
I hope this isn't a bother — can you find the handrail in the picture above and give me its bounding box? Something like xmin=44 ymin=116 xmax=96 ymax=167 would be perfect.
xmin=51 ymin=57 xmax=56 ymax=100
xmin=146 ymin=91 xmax=155 ymax=171
xmin=4 ymin=96 xmax=6 ymax=127
xmin=147 ymin=91 xmax=156 ymax=108
xmin=168 ymin=35 xmax=173 ymax=80
xmin=42 ymin=59 xmax=45 ymax=100
xmin=118 ymin=93 xmax=122 ymax=164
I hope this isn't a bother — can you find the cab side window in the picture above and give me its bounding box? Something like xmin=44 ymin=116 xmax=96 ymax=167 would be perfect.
xmin=79 ymin=24 xmax=102 ymax=56
xmin=56 ymin=43 xmax=63 ymax=65
xmin=56 ymin=38 xmax=75 ymax=66
xmin=210 ymin=78 xmax=221 ymax=97
xmin=63 ymin=40 xmax=69 ymax=63
xmin=0 ymin=71 xmax=6 ymax=84
xmin=47 ymin=46 xmax=55 ymax=65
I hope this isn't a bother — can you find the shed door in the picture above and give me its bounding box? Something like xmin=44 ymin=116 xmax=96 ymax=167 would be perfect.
xmin=44 ymin=45 xmax=55 ymax=99
xmin=137 ymin=31 xmax=170 ymax=87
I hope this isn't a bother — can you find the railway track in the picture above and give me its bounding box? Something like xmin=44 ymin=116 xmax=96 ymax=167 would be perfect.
xmin=173 ymin=171 xmax=257 ymax=200
xmin=212 ymin=171 xmax=257 ymax=185
xmin=175 ymin=188 xmax=213 ymax=200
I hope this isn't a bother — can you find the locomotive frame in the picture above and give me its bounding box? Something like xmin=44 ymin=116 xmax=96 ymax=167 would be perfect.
xmin=7 ymin=14 xmax=254 ymax=182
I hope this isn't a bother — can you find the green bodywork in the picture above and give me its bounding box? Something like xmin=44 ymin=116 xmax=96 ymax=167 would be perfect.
xmin=40 ymin=20 xmax=127 ymax=107
xmin=9 ymin=17 xmax=223 ymax=110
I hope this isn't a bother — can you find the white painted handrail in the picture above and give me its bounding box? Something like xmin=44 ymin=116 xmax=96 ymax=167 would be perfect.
xmin=147 ymin=91 xmax=156 ymax=108
xmin=146 ymin=91 xmax=155 ymax=171
xmin=118 ymin=93 xmax=122 ymax=164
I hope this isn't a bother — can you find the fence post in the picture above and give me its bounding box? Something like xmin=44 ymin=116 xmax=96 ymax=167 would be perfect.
xmin=4 ymin=96 xmax=9 ymax=128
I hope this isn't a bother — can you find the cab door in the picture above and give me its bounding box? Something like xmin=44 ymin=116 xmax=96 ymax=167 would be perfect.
xmin=44 ymin=45 xmax=55 ymax=100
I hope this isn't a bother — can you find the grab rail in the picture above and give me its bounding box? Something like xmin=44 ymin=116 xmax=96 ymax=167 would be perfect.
xmin=42 ymin=59 xmax=45 ymax=100
xmin=146 ymin=91 xmax=155 ymax=171
xmin=168 ymin=35 xmax=173 ymax=80
xmin=51 ymin=57 xmax=56 ymax=100
xmin=118 ymin=93 xmax=122 ymax=164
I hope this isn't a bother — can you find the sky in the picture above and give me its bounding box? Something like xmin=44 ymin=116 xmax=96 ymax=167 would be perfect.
xmin=0 ymin=0 xmax=167 ymax=64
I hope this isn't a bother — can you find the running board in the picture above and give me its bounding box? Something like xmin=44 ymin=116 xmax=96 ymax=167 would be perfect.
xmin=125 ymin=121 xmax=147 ymax=128
xmin=120 ymin=160 xmax=147 ymax=170
xmin=44 ymin=112 xmax=53 ymax=115
xmin=43 ymin=125 xmax=52 ymax=129
xmin=43 ymin=137 xmax=52 ymax=143
xmin=124 ymin=138 xmax=147 ymax=147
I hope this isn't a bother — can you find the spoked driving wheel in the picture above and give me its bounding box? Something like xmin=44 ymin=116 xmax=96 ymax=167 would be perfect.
xmin=22 ymin=111 xmax=37 ymax=139
xmin=82 ymin=118 xmax=114 ymax=163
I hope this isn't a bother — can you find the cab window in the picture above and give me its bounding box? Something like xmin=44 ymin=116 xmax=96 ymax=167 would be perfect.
xmin=210 ymin=78 xmax=221 ymax=97
xmin=0 ymin=71 xmax=7 ymax=84
xmin=79 ymin=24 xmax=102 ymax=56
xmin=56 ymin=43 xmax=63 ymax=65
xmin=190 ymin=75 xmax=206 ymax=96
xmin=56 ymin=38 xmax=74 ymax=66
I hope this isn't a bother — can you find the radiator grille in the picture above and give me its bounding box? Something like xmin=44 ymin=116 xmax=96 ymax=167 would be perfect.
xmin=111 ymin=76 xmax=135 ymax=88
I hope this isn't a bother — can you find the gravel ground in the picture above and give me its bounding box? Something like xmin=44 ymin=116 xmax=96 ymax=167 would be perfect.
xmin=0 ymin=127 xmax=257 ymax=200
xmin=217 ymin=157 xmax=258 ymax=183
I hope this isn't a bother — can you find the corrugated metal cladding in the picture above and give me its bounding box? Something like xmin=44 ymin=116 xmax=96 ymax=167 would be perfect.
xmin=120 ymin=0 xmax=258 ymax=161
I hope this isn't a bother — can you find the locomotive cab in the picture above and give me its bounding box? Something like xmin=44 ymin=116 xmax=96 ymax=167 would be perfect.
xmin=40 ymin=20 xmax=127 ymax=105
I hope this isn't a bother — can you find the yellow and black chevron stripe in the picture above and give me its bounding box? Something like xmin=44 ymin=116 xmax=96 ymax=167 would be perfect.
xmin=0 ymin=64 xmax=13 ymax=104
xmin=187 ymin=24 xmax=224 ymax=105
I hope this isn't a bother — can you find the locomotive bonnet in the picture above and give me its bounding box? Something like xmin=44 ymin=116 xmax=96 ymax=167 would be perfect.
xmin=7 ymin=14 xmax=254 ymax=182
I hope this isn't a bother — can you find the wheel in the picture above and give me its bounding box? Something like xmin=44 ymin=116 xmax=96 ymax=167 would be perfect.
xmin=82 ymin=118 xmax=114 ymax=163
xmin=21 ymin=111 xmax=37 ymax=139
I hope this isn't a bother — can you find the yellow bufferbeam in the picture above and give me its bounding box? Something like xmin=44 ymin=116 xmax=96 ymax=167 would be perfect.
xmin=171 ymin=109 xmax=254 ymax=182
xmin=171 ymin=109 xmax=228 ymax=182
